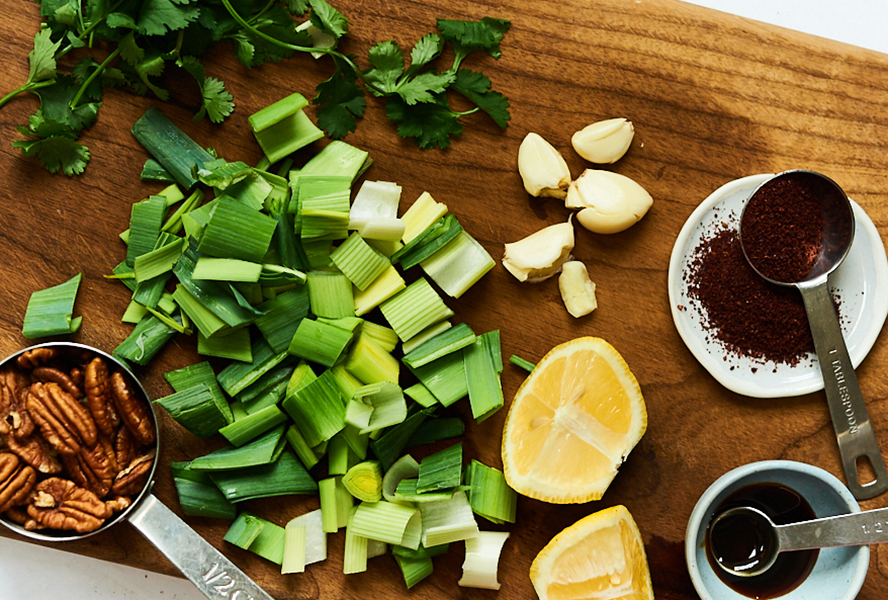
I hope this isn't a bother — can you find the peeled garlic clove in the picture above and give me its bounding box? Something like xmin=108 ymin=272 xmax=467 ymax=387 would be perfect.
xmin=502 ymin=220 xmax=575 ymax=282
xmin=558 ymin=260 xmax=598 ymax=318
xmin=518 ymin=132 xmax=571 ymax=199
xmin=566 ymin=169 xmax=653 ymax=234
xmin=571 ymin=118 xmax=634 ymax=164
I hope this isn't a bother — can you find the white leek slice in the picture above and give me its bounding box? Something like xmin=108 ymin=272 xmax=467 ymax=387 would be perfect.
xmin=350 ymin=501 xmax=422 ymax=549
xmin=420 ymin=231 xmax=495 ymax=298
xmin=383 ymin=454 xmax=420 ymax=504
xmin=419 ymin=491 xmax=479 ymax=547
xmin=358 ymin=218 xmax=406 ymax=241
xmin=295 ymin=20 xmax=337 ymax=59
xmin=285 ymin=509 xmax=327 ymax=566
xmin=458 ymin=531 xmax=510 ymax=590
xmin=401 ymin=192 xmax=448 ymax=243
xmin=368 ymin=539 xmax=388 ymax=559
xmin=349 ymin=181 xmax=401 ymax=224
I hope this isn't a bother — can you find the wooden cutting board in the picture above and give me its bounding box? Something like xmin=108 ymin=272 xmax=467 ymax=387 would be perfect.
xmin=2 ymin=0 xmax=888 ymax=598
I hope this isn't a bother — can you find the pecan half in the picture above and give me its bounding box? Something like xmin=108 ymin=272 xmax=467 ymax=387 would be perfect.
xmin=110 ymin=449 xmax=155 ymax=497
xmin=4 ymin=506 xmax=29 ymax=525
xmin=4 ymin=434 xmax=62 ymax=475
xmin=27 ymin=382 xmax=97 ymax=455
xmin=70 ymin=367 xmax=84 ymax=388
xmin=110 ymin=373 xmax=155 ymax=446
xmin=61 ymin=443 xmax=115 ymax=499
xmin=16 ymin=348 xmax=58 ymax=369
xmin=0 ymin=368 xmax=35 ymax=439
xmin=26 ymin=478 xmax=115 ymax=533
xmin=113 ymin=426 xmax=137 ymax=474
xmin=84 ymin=358 xmax=120 ymax=437
xmin=32 ymin=367 xmax=83 ymax=399
xmin=0 ymin=453 xmax=37 ymax=513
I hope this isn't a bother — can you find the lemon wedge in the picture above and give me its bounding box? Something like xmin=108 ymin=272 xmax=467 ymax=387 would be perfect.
xmin=530 ymin=505 xmax=654 ymax=600
xmin=501 ymin=337 xmax=646 ymax=503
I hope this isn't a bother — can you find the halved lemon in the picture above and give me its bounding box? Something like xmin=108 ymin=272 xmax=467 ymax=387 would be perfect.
xmin=502 ymin=337 xmax=646 ymax=503
xmin=530 ymin=505 xmax=654 ymax=600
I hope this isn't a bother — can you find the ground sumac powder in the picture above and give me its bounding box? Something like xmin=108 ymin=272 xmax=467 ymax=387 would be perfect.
xmin=686 ymin=223 xmax=822 ymax=367
xmin=740 ymin=174 xmax=829 ymax=283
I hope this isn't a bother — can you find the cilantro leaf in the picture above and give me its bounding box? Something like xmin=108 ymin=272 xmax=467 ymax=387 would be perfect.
xmin=178 ymin=56 xmax=235 ymax=123
xmin=309 ymin=0 xmax=348 ymax=40
xmin=452 ymin=69 xmax=510 ymax=128
xmin=12 ymin=136 xmax=90 ymax=176
xmin=106 ymin=12 xmax=138 ymax=29
xmin=385 ymin=95 xmax=462 ymax=149
xmin=134 ymin=53 xmax=170 ymax=101
xmin=314 ymin=56 xmax=366 ymax=139
xmin=118 ymin=32 xmax=144 ymax=66
xmin=436 ymin=17 xmax=511 ymax=65
xmin=232 ymin=35 xmax=256 ymax=67
xmin=408 ymin=33 xmax=444 ymax=73
xmin=363 ymin=41 xmax=404 ymax=95
xmin=28 ymin=28 xmax=61 ymax=84
xmin=33 ymin=76 xmax=101 ymax=133
xmin=396 ymin=71 xmax=454 ymax=105
xmin=287 ymin=0 xmax=310 ymax=15
xmin=137 ymin=0 xmax=200 ymax=36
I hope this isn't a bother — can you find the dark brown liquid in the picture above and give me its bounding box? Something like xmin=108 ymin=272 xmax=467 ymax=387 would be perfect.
xmin=705 ymin=482 xmax=818 ymax=599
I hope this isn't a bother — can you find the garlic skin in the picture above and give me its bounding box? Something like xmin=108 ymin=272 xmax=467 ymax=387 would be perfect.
xmin=502 ymin=220 xmax=575 ymax=282
xmin=566 ymin=169 xmax=653 ymax=234
xmin=558 ymin=261 xmax=598 ymax=318
xmin=517 ymin=133 xmax=572 ymax=199
xmin=571 ymin=118 xmax=634 ymax=164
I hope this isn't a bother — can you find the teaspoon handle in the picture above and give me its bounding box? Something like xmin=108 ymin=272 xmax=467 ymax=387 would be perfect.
xmin=798 ymin=280 xmax=888 ymax=500
xmin=776 ymin=507 xmax=888 ymax=551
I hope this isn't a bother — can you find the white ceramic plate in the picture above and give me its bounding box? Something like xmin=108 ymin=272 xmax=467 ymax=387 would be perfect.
xmin=668 ymin=174 xmax=888 ymax=398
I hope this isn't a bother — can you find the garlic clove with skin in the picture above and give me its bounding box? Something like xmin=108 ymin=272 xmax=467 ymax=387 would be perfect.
xmin=566 ymin=169 xmax=653 ymax=234
xmin=502 ymin=219 xmax=575 ymax=283
xmin=571 ymin=118 xmax=634 ymax=164
xmin=558 ymin=260 xmax=598 ymax=318
xmin=517 ymin=133 xmax=572 ymax=199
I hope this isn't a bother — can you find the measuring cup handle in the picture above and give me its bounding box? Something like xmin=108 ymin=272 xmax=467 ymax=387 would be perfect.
xmin=777 ymin=506 xmax=888 ymax=551
xmin=127 ymin=494 xmax=276 ymax=600
xmin=799 ymin=282 xmax=888 ymax=500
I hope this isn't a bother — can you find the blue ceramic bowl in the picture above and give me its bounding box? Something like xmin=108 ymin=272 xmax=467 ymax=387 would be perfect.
xmin=686 ymin=460 xmax=869 ymax=600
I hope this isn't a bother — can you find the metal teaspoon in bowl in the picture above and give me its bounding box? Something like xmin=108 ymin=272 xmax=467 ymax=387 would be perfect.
xmin=0 ymin=342 xmax=276 ymax=600
xmin=738 ymin=170 xmax=888 ymax=500
xmin=710 ymin=504 xmax=888 ymax=578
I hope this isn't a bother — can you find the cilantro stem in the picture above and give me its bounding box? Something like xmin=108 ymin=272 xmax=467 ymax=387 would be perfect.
xmin=69 ymin=46 xmax=121 ymax=110
xmin=0 ymin=80 xmax=55 ymax=110
xmin=249 ymin=0 xmax=277 ymax=25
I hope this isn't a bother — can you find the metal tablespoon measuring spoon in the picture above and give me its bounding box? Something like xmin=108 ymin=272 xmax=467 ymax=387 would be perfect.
xmin=710 ymin=504 xmax=888 ymax=578
xmin=739 ymin=170 xmax=888 ymax=500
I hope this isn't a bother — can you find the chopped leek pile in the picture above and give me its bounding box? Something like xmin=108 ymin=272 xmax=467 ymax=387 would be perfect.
xmin=101 ymin=103 xmax=513 ymax=590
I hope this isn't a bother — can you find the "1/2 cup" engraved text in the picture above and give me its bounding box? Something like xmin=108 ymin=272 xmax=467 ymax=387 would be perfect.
xmin=203 ymin=562 xmax=257 ymax=600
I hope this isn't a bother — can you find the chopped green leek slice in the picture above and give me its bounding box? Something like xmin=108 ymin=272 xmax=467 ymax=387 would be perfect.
xmin=281 ymin=370 xmax=346 ymax=447
xmin=189 ymin=424 xmax=286 ymax=471
xmin=282 ymin=523 xmax=306 ymax=574
xmin=348 ymin=382 xmax=407 ymax=434
xmin=164 ymin=362 xmax=232 ymax=424
xmin=223 ymin=512 xmax=266 ymax=550
xmin=330 ymin=233 xmax=390 ymax=291
xmin=217 ymin=337 xmax=288 ymax=396
xmin=370 ymin=409 xmax=433 ymax=470
xmin=401 ymin=192 xmax=448 ymax=243
xmin=417 ymin=443 xmax=462 ymax=493
xmin=134 ymin=237 xmax=184 ymax=283
xmin=458 ymin=531 xmax=510 ymax=590
xmin=255 ymin=287 xmax=310 ymax=353
xmin=209 ymin=451 xmax=317 ymax=502
xmin=353 ymin=265 xmax=406 ymax=317
xmin=171 ymin=284 xmax=229 ymax=339
xmin=285 ymin=424 xmax=323 ymax=470
xmin=22 ymin=273 xmax=83 ymax=339
xmin=393 ymin=479 xmax=454 ymax=503
xmin=249 ymin=92 xmax=309 ymax=132
xmin=509 ymin=354 xmax=536 ymax=373
xmin=407 ymin=350 xmax=467 ymax=407
xmin=328 ymin=365 xmax=363 ymax=401
xmin=359 ymin=321 xmax=398 ymax=353
xmin=126 ymin=195 xmax=167 ymax=267
xmin=253 ymin=105 xmax=324 ymax=163
xmin=141 ymin=158 xmax=174 ymax=182
xmin=419 ymin=491 xmax=479 ymax=547
xmin=218 ymin=405 xmax=288 ymax=447
xmin=348 ymin=180 xmax=400 ymax=231
xmin=288 ymin=318 xmax=355 ymax=368
xmin=197 ymin=197 xmax=277 ymax=263
xmin=131 ymin=108 xmax=215 ymax=189
xmin=154 ymin=384 xmax=229 ymax=438
xmin=174 ymin=244 xmax=259 ymax=328
xmin=402 ymin=322 xmax=476 ymax=369
xmin=300 ymin=140 xmax=371 ymax=181
xmin=382 ymin=454 xmax=420 ymax=503
xmin=345 ymin=334 xmax=399 ymax=385
xmin=403 ymin=383 xmax=438 ymax=408
xmin=343 ymin=506 xmax=368 ymax=574
xmin=349 ymin=501 xmax=420 ymax=547
xmin=379 ymin=278 xmax=454 ymax=342
xmin=401 ymin=320 xmax=452 ymax=355
xmin=420 ymin=231 xmax=495 ymax=299
xmin=121 ymin=300 xmax=148 ymax=324
xmin=114 ymin=313 xmax=176 ymax=365
xmin=237 ymin=364 xmax=293 ymax=414
xmin=197 ymin=328 xmax=252 ymax=362
xmin=343 ymin=461 xmax=383 ymax=503
xmin=327 ymin=434 xmax=351 ymax=476
xmin=248 ymin=518 xmax=286 ymax=565
xmin=463 ymin=331 xmax=504 ymax=422
xmin=395 ymin=554 xmax=434 ymax=589
xmin=464 ymin=460 xmax=517 ymax=524
xmin=285 ymin=509 xmax=328 ymax=566
xmin=319 ymin=476 xmax=353 ymax=533
xmin=307 ymin=271 xmax=355 ymax=319
xmin=192 ymin=257 xmax=263 ymax=282
xmin=173 ymin=476 xmax=237 ymax=520
xmin=392 ymin=214 xmax=463 ymax=270
xmin=407 ymin=417 xmax=465 ymax=446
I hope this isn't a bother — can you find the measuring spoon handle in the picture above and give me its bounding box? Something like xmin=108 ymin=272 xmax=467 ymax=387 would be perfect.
xmin=798 ymin=280 xmax=888 ymax=500
xmin=776 ymin=506 xmax=888 ymax=551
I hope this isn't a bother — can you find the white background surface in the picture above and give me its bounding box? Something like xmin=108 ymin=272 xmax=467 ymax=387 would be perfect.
xmin=2 ymin=1 xmax=887 ymax=599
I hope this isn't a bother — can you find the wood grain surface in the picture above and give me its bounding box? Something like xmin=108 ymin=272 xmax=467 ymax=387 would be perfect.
xmin=2 ymin=0 xmax=888 ymax=598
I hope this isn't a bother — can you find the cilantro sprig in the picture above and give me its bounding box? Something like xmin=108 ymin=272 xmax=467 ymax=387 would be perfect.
xmin=1 ymin=1 xmax=511 ymax=175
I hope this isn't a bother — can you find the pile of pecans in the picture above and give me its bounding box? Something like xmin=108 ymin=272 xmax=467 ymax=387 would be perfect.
xmin=0 ymin=346 xmax=156 ymax=534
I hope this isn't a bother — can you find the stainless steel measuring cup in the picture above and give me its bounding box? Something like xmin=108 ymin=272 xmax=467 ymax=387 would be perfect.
xmin=0 ymin=342 xmax=275 ymax=600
